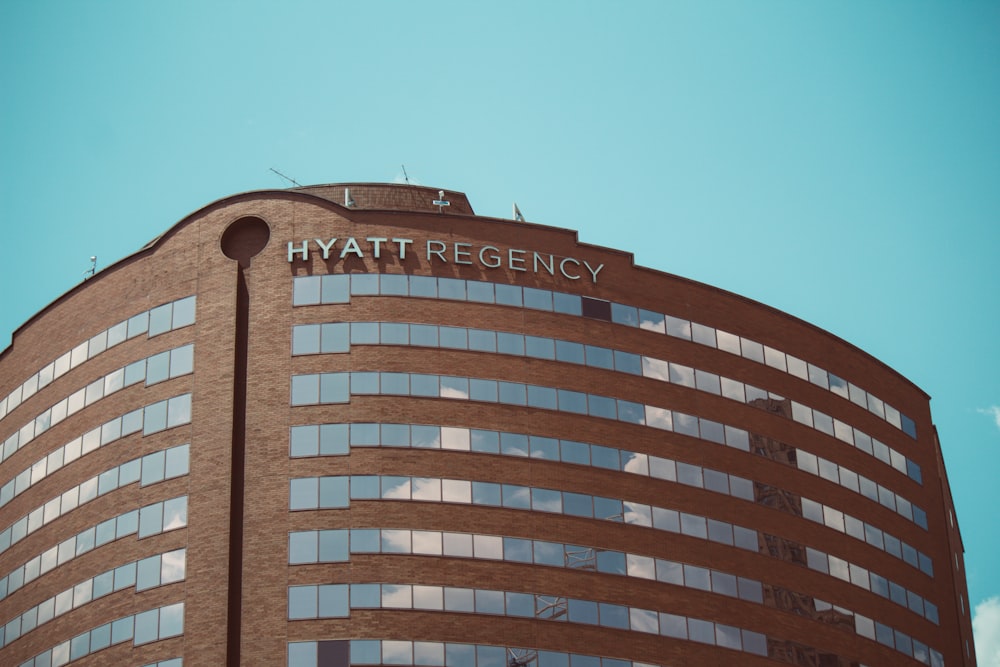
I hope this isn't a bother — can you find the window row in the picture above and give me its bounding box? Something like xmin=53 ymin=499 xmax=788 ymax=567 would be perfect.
xmin=289 ymin=372 xmax=747 ymax=454
xmin=1 ymin=548 xmax=185 ymax=649
xmin=2 ymin=343 xmax=193 ymax=465
xmin=793 ymin=444 xmax=924 ymax=528
xmin=288 ymin=476 xmax=934 ymax=627
xmin=1 ymin=393 xmax=193 ymax=509
xmin=18 ymin=602 xmax=184 ymax=667
xmin=289 ymin=639 xmax=658 ymax=667
xmin=293 ymin=320 xmax=921 ymax=486
xmin=291 ymin=421 xmax=754 ymax=497
xmin=1 ymin=295 xmax=195 ymax=425
xmin=289 ymin=371 xmax=926 ymax=554
xmin=799 ymin=493 xmax=931 ymax=576
xmin=288 ymin=582 xmax=938 ymax=667
xmin=0 ymin=496 xmax=188 ymax=602
xmin=291 ymin=527 xmax=766 ymax=597
xmin=1 ymin=444 xmax=189 ymax=555
xmin=287 ymin=583 xmax=769 ymax=658
xmin=290 ymin=421 xmax=929 ymax=573
xmin=290 ymin=274 xmax=915 ymax=439
xmin=142 ymin=661 xmax=182 ymax=667
xmin=805 ymin=545 xmax=937 ymax=624
xmin=290 ymin=475 xmax=759 ymax=552
xmin=288 ymin=525 xmax=934 ymax=644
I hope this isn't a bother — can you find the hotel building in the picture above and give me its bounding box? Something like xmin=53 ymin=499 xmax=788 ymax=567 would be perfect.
xmin=0 ymin=183 xmax=975 ymax=666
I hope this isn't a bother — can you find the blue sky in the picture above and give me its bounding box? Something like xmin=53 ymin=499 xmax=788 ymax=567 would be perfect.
xmin=2 ymin=1 xmax=998 ymax=660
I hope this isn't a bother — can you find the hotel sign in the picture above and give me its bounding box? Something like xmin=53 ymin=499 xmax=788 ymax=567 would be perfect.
xmin=287 ymin=237 xmax=605 ymax=283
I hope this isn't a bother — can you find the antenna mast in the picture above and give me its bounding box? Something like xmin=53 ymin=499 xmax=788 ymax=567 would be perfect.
xmin=401 ymin=164 xmax=410 ymax=184
xmin=269 ymin=168 xmax=301 ymax=187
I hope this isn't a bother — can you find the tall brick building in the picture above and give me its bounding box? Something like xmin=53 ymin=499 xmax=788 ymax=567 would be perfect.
xmin=0 ymin=183 xmax=974 ymax=666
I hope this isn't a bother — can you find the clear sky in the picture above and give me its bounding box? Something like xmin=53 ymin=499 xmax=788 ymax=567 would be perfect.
xmin=2 ymin=1 xmax=998 ymax=661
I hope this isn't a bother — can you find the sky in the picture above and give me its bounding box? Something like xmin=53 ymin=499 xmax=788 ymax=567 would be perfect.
xmin=1 ymin=0 xmax=998 ymax=661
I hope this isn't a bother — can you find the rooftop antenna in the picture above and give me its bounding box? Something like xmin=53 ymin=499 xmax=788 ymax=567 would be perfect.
xmin=401 ymin=164 xmax=410 ymax=184
xmin=269 ymin=167 xmax=301 ymax=187
xmin=84 ymin=256 xmax=97 ymax=280
xmin=433 ymin=190 xmax=451 ymax=213
xmin=513 ymin=202 xmax=525 ymax=222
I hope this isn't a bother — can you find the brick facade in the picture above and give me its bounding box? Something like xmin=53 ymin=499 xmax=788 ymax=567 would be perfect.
xmin=0 ymin=183 xmax=974 ymax=666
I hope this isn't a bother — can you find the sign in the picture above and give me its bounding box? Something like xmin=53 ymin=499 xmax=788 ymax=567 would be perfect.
xmin=287 ymin=237 xmax=605 ymax=283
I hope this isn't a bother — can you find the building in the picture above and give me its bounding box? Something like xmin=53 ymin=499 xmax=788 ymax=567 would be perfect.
xmin=0 ymin=183 xmax=975 ymax=666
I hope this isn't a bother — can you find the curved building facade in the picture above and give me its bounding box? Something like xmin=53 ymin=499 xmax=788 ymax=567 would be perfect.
xmin=0 ymin=183 xmax=974 ymax=666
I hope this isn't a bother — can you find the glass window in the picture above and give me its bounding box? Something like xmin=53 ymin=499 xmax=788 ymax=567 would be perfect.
xmin=680 ymin=513 xmax=707 ymax=538
xmin=617 ymin=399 xmax=645 ymax=423
xmin=149 ymin=303 xmax=173 ymax=336
xmin=469 ymin=378 xmax=497 ymax=402
xmin=532 ymin=487 xmax=562 ymax=513
xmin=500 ymin=592 xmax=532 ymax=618
xmin=599 ymin=603 xmax=629 ymax=629
xmin=653 ymin=507 xmax=680 ymax=532
xmin=350 ymin=372 xmax=379 ymax=395
xmin=611 ymin=303 xmax=638 ymax=326
xmin=409 ymin=324 xmax=439 ymax=347
xmin=290 ymin=478 xmax=318 ymax=510
xmin=558 ymin=389 xmax=587 ymax=414
xmin=467 ymin=281 xmax=494 ymax=303
xmin=527 ymin=385 xmax=557 ymax=409
xmin=555 ymin=340 xmax=585 ymax=364
xmin=444 ymin=587 xmax=475 ymax=612
xmin=134 ymin=608 xmax=161 ymax=644
xmin=581 ymin=297 xmax=611 ymax=320
xmin=563 ymin=492 xmax=593 ymax=517
xmin=584 ymin=345 xmax=614 ymax=369
xmin=412 ymin=585 xmax=444 ymax=610
xmin=438 ymin=278 xmax=466 ymax=300
xmin=496 ymin=332 xmax=524 ymax=355
xmin=660 ymin=612 xmax=687 ymax=639
xmin=688 ymin=618 xmax=715 ymax=644
xmin=613 ymin=350 xmax=642 ymax=375
xmin=495 ymin=284 xmax=522 ymax=306
xmin=468 ymin=329 xmax=496 ymax=352
xmin=349 ymin=274 xmax=379 ymax=296
xmin=475 ymin=589 xmax=505 ymax=614
xmin=439 ymin=326 xmax=467 ymax=349
xmin=289 ymin=586 xmax=318 ymax=619
xmin=472 ymin=481 xmax=502 ymax=506
xmin=523 ymin=287 xmax=552 ymax=311
xmin=525 ymin=336 xmax=555 ymax=359
xmin=439 ymin=375 xmax=467 ymax=399
xmin=407 ymin=275 xmax=436 ymax=298
xmin=568 ymin=599 xmax=599 ymax=624
xmin=737 ymin=577 xmax=763 ymax=603
xmin=350 ymin=322 xmax=379 ymax=345
xmin=594 ymin=497 xmax=623 ymax=521
xmin=553 ymin=292 xmax=582 ymax=315
xmin=291 ymin=375 xmax=319 ymax=406
xmin=638 ymin=309 xmax=666 ymax=333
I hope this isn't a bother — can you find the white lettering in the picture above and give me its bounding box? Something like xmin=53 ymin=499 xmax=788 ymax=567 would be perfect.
xmin=508 ymin=249 xmax=526 ymax=272
xmin=287 ymin=240 xmax=308 ymax=262
xmin=367 ymin=237 xmax=388 ymax=258
xmin=559 ymin=257 xmax=581 ymax=280
xmin=286 ymin=236 xmax=604 ymax=283
xmin=427 ymin=240 xmax=447 ymax=262
xmin=393 ymin=238 xmax=413 ymax=259
xmin=479 ymin=245 xmax=502 ymax=268
xmin=314 ymin=238 xmax=338 ymax=260
xmin=454 ymin=242 xmax=472 ymax=265
xmin=533 ymin=252 xmax=555 ymax=276
xmin=584 ymin=261 xmax=605 ymax=283
xmin=340 ymin=237 xmax=364 ymax=259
